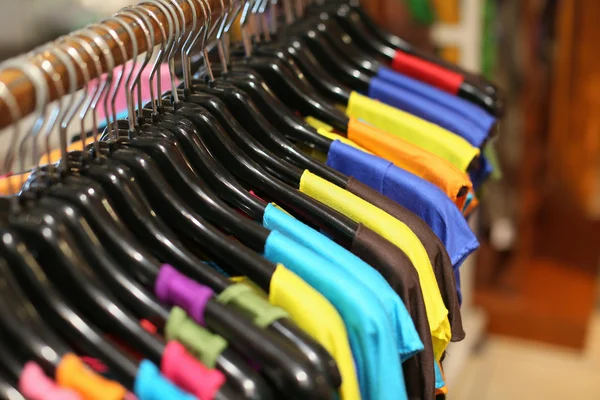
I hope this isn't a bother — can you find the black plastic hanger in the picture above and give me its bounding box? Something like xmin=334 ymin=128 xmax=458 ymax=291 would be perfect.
xmin=142 ymin=108 xmax=269 ymax=222
xmin=319 ymin=2 xmax=504 ymax=115
xmin=76 ymin=136 xmax=308 ymax=395
xmin=215 ymin=347 xmax=275 ymax=400
xmin=0 ymin=255 xmax=68 ymax=378
xmin=0 ymin=351 xmax=24 ymax=400
xmin=103 ymin=6 xmax=336 ymax=394
xmin=233 ymin=20 xmax=355 ymax=105
xmin=281 ymin=11 xmax=380 ymax=76
xmin=93 ymin=139 xmax=337 ymax=397
xmin=205 ymin=301 xmax=335 ymax=400
xmin=173 ymin=94 xmax=305 ymax=186
xmin=229 ymin=55 xmax=349 ymax=132
xmin=32 ymin=168 xmax=278 ymax=400
xmin=306 ymin=2 xmax=395 ymax=61
xmin=189 ymin=78 xmax=348 ymax=188
xmin=110 ymin=129 xmax=278 ymax=278
xmin=9 ymin=204 xmax=166 ymax=365
xmin=163 ymin=96 xmax=357 ymax=247
xmin=206 ymin=67 xmax=333 ymax=152
xmin=120 ymin=127 xmax=341 ymax=394
xmin=79 ymin=148 xmax=233 ymax=291
xmin=0 ymin=338 xmax=22 ymax=387
xmin=270 ymin=40 xmax=352 ymax=105
xmin=311 ymin=12 xmax=381 ymax=75
xmin=83 ymin=130 xmax=274 ymax=287
xmin=273 ymin=19 xmax=371 ymax=93
xmin=97 ymin=138 xmax=275 ymax=291
xmin=0 ymin=226 xmax=140 ymax=388
xmin=135 ymin=104 xmax=342 ymax=387
xmin=328 ymin=1 xmax=501 ymax=96
xmin=130 ymin=116 xmax=274 ymax=249
xmin=43 ymin=176 xmax=162 ymax=288
xmin=0 ymin=377 xmax=23 ymax=400
xmin=35 ymin=194 xmax=170 ymax=325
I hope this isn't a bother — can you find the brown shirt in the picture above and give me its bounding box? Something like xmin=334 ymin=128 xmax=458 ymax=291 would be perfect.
xmin=352 ymin=224 xmax=435 ymax=400
xmin=347 ymin=178 xmax=465 ymax=343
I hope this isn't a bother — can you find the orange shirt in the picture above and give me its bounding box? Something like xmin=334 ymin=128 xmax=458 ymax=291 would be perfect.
xmin=347 ymin=118 xmax=471 ymax=210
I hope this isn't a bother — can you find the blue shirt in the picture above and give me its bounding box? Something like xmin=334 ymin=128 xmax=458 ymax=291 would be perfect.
xmin=326 ymin=141 xmax=480 ymax=283
xmin=376 ymin=66 xmax=497 ymax=140
xmin=368 ymin=76 xmax=489 ymax=149
xmin=264 ymin=230 xmax=407 ymax=400
xmin=469 ymin=153 xmax=494 ymax=190
xmin=264 ymin=203 xmax=424 ymax=361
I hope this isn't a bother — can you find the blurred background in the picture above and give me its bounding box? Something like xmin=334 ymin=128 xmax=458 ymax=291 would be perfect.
xmin=1 ymin=0 xmax=599 ymax=399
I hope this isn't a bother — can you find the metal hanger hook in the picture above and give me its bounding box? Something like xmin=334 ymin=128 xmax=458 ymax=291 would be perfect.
xmin=161 ymin=0 xmax=187 ymax=105
xmin=138 ymin=0 xmax=179 ymax=111
xmin=53 ymin=35 xmax=92 ymax=171
xmin=78 ymin=26 xmax=116 ymax=155
xmin=64 ymin=33 xmax=103 ymax=159
xmin=0 ymin=66 xmax=29 ymax=212
xmin=135 ymin=2 xmax=170 ymax=116
xmin=101 ymin=16 xmax=139 ymax=137
xmin=115 ymin=9 xmax=154 ymax=131
xmin=1 ymin=56 xmax=49 ymax=186
xmin=240 ymin=0 xmax=255 ymax=57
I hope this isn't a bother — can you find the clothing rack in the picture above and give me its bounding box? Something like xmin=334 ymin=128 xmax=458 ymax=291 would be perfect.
xmin=0 ymin=0 xmax=232 ymax=130
xmin=0 ymin=1 xmax=502 ymax=398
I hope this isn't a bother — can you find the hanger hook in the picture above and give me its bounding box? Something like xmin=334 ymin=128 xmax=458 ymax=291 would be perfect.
xmin=53 ymin=36 xmax=92 ymax=173
xmin=221 ymin=0 xmax=246 ymax=65
xmin=193 ymin=0 xmax=215 ymax=84
xmin=78 ymin=26 xmax=116 ymax=156
xmin=118 ymin=7 xmax=156 ymax=126
xmin=240 ymin=0 xmax=256 ymax=58
xmin=34 ymin=44 xmax=79 ymax=176
xmin=281 ymin=0 xmax=294 ymax=25
xmin=258 ymin=0 xmax=271 ymax=42
xmin=113 ymin=10 xmax=149 ymax=133
xmin=136 ymin=2 xmax=170 ymax=117
xmin=270 ymin=0 xmax=279 ymax=36
xmin=0 ymin=64 xmax=34 ymax=213
xmin=215 ymin=0 xmax=234 ymax=73
xmin=3 ymin=56 xmax=49 ymax=187
xmin=64 ymin=34 xmax=103 ymax=160
xmin=90 ymin=20 xmax=126 ymax=139
xmin=249 ymin=0 xmax=263 ymax=44
xmin=101 ymin=16 xmax=138 ymax=137
xmin=179 ymin=0 xmax=200 ymax=91
xmin=161 ymin=0 xmax=186 ymax=106
xmin=11 ymin=51 xmax=51 ymax=185
xmin=26 ymin=48 xmax=63 ymax=183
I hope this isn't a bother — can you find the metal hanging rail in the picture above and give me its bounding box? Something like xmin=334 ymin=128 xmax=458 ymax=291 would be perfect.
xmin=0 ymin=0 xmax=233 ymax=129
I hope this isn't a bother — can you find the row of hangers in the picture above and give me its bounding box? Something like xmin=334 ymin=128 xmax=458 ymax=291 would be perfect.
xmin=0 ymin=0 xmax=501 ymax=399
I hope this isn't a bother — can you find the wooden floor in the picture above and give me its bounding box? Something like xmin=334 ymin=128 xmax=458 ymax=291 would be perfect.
xmin=449 ymin=314 xmax=600 ymax=400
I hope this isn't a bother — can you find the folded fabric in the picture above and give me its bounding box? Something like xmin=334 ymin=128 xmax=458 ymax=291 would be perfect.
xmin=264 ymin=230 xmax=406 ymax=400
xmin=369 ymin=76 xmax=490 ymax=148
xmin=346 ymin=118 xmax=472 ymax=210
xmin=299 ymin=170 xmax=451 ymax=361
xmin=264 ymin=204 xmax=423 ymax=362
xmin=377 ymin=66 xmax=496 ymax=135
xmin=326 ymin=141 xmax=480 ymax=273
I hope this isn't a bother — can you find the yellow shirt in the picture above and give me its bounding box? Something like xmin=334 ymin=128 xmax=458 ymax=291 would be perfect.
xmin=236 ymin=265 xmax=361 ymax=400
xmin=299 ymin=170 xmax=451 ymax=360
xmin=346 ymin=92 xmax=480 ymax=172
